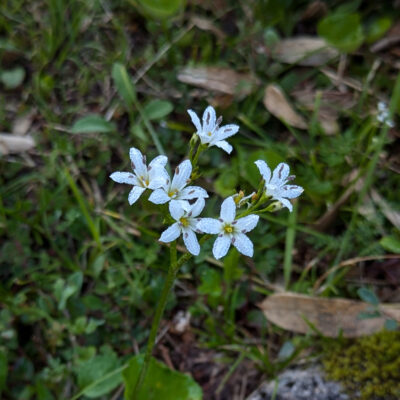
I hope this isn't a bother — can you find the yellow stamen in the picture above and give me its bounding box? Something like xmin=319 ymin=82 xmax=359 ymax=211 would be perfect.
xmin=168 ymin=189 xmax=178 ymax=198
xmin=179 ymin=217 xmax=190 ymax=227
xmin=207 ymin=131 xmax=212 ymax=136
xmin=224 ymin=225 xmax=233 ymax=234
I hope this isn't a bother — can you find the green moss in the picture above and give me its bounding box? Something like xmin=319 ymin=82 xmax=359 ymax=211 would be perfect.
xmin=322 ymin=330 xmax=400 ymax=400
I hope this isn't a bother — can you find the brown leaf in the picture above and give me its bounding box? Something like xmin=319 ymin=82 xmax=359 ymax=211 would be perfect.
xmin=0 ymin=133 xmax=35 ymax=155
xmin=272 ymin=37 xmax=338 ymax=66
xmin=263 ymin=84 xmax=308 ymax=129
xmin=190 ymin=16 xmax=226 ymax=40
xmin=177 ymin=67 xmax=257 ymax=97
xmin=259 ymin=292 xmax=400 ymax=338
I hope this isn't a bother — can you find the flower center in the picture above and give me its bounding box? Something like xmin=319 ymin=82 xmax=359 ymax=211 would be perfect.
xmin=168 ymin=189 xmax=178 ymax=198
xmin=223 ymin=224 xmax=234 ymax=234
xmin=139 ymin=176 xmax=149 ymax=187
xmin=207 ymin=131 xmax=212 ymax=136
xmin=179 ymin=217 xmax=190 ymax=227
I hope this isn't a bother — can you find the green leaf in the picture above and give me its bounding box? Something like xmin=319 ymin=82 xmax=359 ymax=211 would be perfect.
xmin=135 ymin=0 xmax=185 ymax=19
xmin=0 ymin=67 xmax=25 ymax=89
xmin=143 ymin=99 xmax=174 ymax=120
xmin=357 ymin=287 xmax=379 ymax=306
xmin=77 ymin=347 xmax=123 ymax=398
xmin=365 ymin=17 xmax=392 ymax=44
xmin=214 ymin=169 xmax=238 ymax=197
xmin=317 ymin=13 xmax=364 ymax=53
xmin=380 ymin=236 xmax=400 ymax=254
xmin=112 ymin=63 xmax=136 ymax=107
xmin=198 ymin=268 xmax=222 ymax=297
xmin=123 ymin=355 xmax=202 ymax=400
xmin=70 ymin=115 xmax=115 ymax=134
xmin=0 ymin=352 xmax=7 ymax=395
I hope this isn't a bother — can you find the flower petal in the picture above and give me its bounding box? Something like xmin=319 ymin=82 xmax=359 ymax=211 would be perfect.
xmin=171 ymin=159 xmax=192 ymax=191
xmin=279 ymin=185 xmax=304 ymax=199
xmin=196 ymin=218 xmax=221 ymax=234
xmin=235 ymin=214 xmax=259 ymax=233
xmin=129 ymin=147 xmax=147 ymax=177
xmin=254 ymin=160 xmax=271 ymax=183
xmin=159 ymin=223 xmax=181 ymax=243
xmin=182 ymin=228 xmax=200 ymax=256
xmin=271 ymin=163 xmax=290 ymax=186
xmin=169 ymin=200 xmax=186 ymax=221
xmin=148 ymin=167 xmax=170 ymax=190
xmin=213 ymin=140 xmax=233 ymax=154
xmin=213 ymin=235 xmax=231 ymax=259
xmin=148 ymin=155 xmax=168 ymax=169
xmin=179 ymin=186 xmax=208 ymax=200
xmin=202 ymin=105 xmax=216 ymax=133
xmin=187 ymin=109 xmax=202 ymax=133
xmin=148 ymin=188 xmax=170 ymax=204
xmin=214 ymin=124 xmax=239 ymax=141
xmin=128 ymin=186 xmax=146 ymax=205
xmin=276 ymin=197 xmax=293 ymax=212
xmin=189 ymin=197 xmax=205 ymax=217
xmin=220 ymin=196 xmax=236 ymax=223
xmin=232 ymin=233 xmax=254 ymax=257
xmin=110 ymin=171 xmax=138 ymax=185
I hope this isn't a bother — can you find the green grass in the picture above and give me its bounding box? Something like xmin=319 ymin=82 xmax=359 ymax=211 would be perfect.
xmin=1 ymin=0 xmax=400 ymax=398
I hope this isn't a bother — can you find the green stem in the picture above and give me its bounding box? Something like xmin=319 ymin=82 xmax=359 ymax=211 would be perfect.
xmin=133 ymin=241 xmax=177 ymax=398
xmin=192 ymin=144 xmax=205 ymax=169
xmin=132 ymin=235 xmax=210 ymax=398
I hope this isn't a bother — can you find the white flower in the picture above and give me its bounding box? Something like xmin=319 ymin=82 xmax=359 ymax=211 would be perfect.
xmin=255 ymin=160 xmax=303 ymax=212
xmin=159 ymin=198 xmax=206 ymax=256
xmin=187 ymin=105 xmax=239 ymax=154
xmin=148 ymin=159 xmax=208 ymax=206
xmin=197 ymin=196 xmax=259 ymax=259
xmin=110 ymin=147 xmax=168 ymax=205
xmin=377 ymin=101 xmax=394 ymax=128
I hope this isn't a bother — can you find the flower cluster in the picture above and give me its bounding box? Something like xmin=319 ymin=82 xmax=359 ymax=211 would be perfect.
xmin=377 ymin=101 xmax=394 ymax=128
xmin=111 ymin=106 xmax=304 ymax=259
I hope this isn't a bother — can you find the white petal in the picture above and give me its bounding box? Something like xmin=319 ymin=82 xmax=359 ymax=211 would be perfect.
xmin=179 ymin=186 xmax=208 ymax=200
xmin=254 ymin=160 xmax=271 ymax=183
xmin=271 ymin=163 xmax=290 ymax=186
xmin=214 ymin=124 xmax=239 ymax=141
xmin=159 ymin=223 xmax=181 ymax=243
xmin=169 ymin=200 xmax=186 ymax=221
xmin=213 ymin=140 xmax=233 ymax=154
xmin=148 ymin=188 xmax=170 ymax=204
xmin=202 ymin=106 xmax=216 ymax=133
xmin=213 ymin=235 xmax=231 ymax=259
xmin=110 ymin=171 xmax=138 ymax=185
xmin=277 ymin=198 xmax=293 ymax=212
xmin=129 ymin=147 xmax=147 ymax=177
xmin=128 ymin=186 xmax=146 ymax=205
xmin=189 ymin=197 xmax=205 ymax=217
xmin=220 ymin=196 xmax=236 ymax=223
xmin=182 ymin=229 xmax=200 ymax=256
xmin=171 ymin=159 xmax=192 ymax=191
xmin=279 ymin=185 xmax=304 ymax=199
xmin=170 ymin=199 xmax=191 ymax=212
xmin=232 ymin=233 xmax=254 ymax=257
xmin=149 ymin=155 xmax=168 ymax=168
xmin=235 ymin=215 xmax=259 ymax=233
xmin=187 ymin=109 xmax=202 ymax=133
xmin=196 ymin=218 xmax=221 ymax=234
xmin=148 ymin=167 xmax=170 ymax=189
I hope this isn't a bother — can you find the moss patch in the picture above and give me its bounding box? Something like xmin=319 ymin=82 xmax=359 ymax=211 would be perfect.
xmin=323 ymin=330 xmax=400 ymax=400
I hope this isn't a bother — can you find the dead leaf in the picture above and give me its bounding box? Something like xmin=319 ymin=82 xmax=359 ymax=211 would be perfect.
xmin=300 ymin=1 xmax=328 ymax=20
xmin=177 ymin=67 xmax=257 ymax=97
xmin=321 ymin=67 xmax=364 ymax=92
xmin=263 ymin=84 xmax=307 ymax=129
xmin=191 ymin=16 xmax=226 ymax=40
xmin=0 ymin=133 xmax=35 ymax=155
xmin=272 ymin=37 xmax=338 ymax=66
xmin=291 ymin=87 xmax=357 ymax=135
xmin=12 ymin=113 xmax=34 ymax=136
xmin=370 ymin=188 xmax=400 ymax=230
xmin=259 ymin=292 xmax=400 ymax=338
